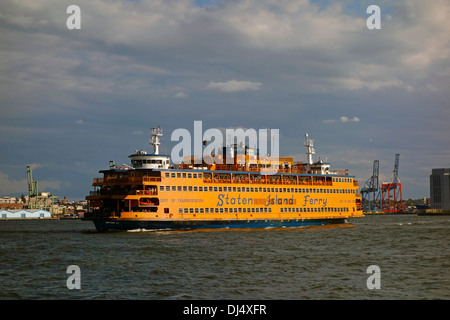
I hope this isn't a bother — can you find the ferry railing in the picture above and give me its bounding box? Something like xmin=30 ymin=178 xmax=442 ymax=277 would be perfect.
xmin=93 ymin=176 xmax=161 ymax=185
xmin=136 ymin=189 xmax=158 ymax=196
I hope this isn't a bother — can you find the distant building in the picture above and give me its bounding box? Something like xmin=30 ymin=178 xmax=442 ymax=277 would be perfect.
xmin=0 ymin=209 xmax=52 ymax=219
xmin=430 ymin=168 xmax=450 ymax=210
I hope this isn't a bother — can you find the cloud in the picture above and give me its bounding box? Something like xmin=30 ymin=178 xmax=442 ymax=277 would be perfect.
xmin=174 ymin=91 xmax=188 ymax=98
xmin=207 ymin=80 xmax=262 ymax=92
xmin=323 ymin=116 xmax=360 ymax=124
xmin=0 ymin=171 xmax=62 ymax=196
xmin=1 ymin=0 xmax=449 ymax=200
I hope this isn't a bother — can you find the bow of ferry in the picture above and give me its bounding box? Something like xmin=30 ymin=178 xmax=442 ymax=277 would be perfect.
xmin=84 ymin=127 xmax=363 ymax=231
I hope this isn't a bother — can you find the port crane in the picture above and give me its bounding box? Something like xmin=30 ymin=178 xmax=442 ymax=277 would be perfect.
xmin=361 ymin=160 xmax=381 ymax=213
xmin=381 ymin=154 xmax=403 ymax=213
xmin=26 ymin=165 xmax=58 ymax=211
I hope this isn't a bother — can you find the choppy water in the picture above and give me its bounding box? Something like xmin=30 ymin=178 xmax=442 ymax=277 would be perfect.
xmin=0 ymin=215 xmax=448 ymax=300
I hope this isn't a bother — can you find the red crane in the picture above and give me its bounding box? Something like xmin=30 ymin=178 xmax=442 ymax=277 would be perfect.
xmin=381 ymin=154 xmax=403 ymax=213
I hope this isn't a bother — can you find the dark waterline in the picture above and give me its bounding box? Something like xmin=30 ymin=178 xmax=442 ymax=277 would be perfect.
xmin=0 ymin=215 xmax=448 ymax=300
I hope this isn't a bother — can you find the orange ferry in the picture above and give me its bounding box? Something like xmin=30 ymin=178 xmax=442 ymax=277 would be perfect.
xmin=85 ymin=126 xmax=363 ymax=231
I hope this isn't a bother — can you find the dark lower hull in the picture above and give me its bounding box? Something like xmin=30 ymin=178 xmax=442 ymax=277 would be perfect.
xmin=87 ymin=217 xmax=349 ymax=231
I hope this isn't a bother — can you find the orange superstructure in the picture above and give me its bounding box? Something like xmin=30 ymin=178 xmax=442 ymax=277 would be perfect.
xmin=84 ymin=127 xmax=363 ymax=231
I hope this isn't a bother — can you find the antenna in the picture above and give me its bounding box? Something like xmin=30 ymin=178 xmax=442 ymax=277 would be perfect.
xmin=150 ymin=126 xmax=163 ymax=155
xmin=304 ymin=133 xmax=315 ymax=165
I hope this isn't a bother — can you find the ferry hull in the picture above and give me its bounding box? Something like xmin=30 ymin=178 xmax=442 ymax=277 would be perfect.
xmin=89 ymin=217 xmax=349 ymax=231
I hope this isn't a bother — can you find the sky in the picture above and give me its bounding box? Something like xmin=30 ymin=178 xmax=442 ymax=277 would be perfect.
xmin=1 ymin=0 xmax=449 ymax=201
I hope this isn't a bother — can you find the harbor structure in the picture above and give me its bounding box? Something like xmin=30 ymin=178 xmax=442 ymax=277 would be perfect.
xmin=0 ymin=209 xmax=52 ymax=220
xmin=381 ymin=154 xmax=403 ymax=213
xmin=430 ymin=168 xmax=450 ymax=211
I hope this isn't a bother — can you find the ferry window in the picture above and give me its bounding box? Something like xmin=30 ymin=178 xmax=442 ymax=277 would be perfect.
xmin=252 ymin=208 xmax=255 ymax=213
xmin=281 ymin=208 xmax=284 ymax=213
xmin=195 ymin=208 xmax=199 ymax=213
xmin=205 ymin=208 xmax=209 ymax=213
xmin=171 ymin=173 xmax=175 ymax=178
xmin=219 ymin=187 xmax=222 ymax=192
xmin=255 ymin=208 xmax=259 ymax=213
xmin=189 ymin=186 xmax=193 ymax=191
xmin=159 ymin=186 xmax=164 ymax=191
xmin=220 ymin=208 xmax=223 ymax=213
xmin=238 ymin=208 xmax=242 ymax=213
xmin=183 ymin=173 xmax=187 ymax=178
xmin=243 ymin=208 xmax=246 ymax=213
xmin=199 ymin=186 xmax=203 ymax=191
xmin=250 ymin=187 xmax=254 ymax=192
xmin=224 ymin=208 xmax=228 ymax=213
xmin=172 ymin=186 xmax=176 ymax=191
xmin=269 ymin=208 xmax=272 ymax=213
xmin=198 ymin=174 xmax=202 ymax=179
xmin=166 ymin=186 xmax=170 ymax=191
xmin=237 ymin=187 xmax=241 ymax=192
xmin=164 ymin=208 xmax=169 ymax=213
xmin=179 ymin=208 xmax=183 ymax=214
xmin=183 ymin=186 xmax=187 ymax=191
xmin=189 ymin=208 xmax=194 ymax=213
xmin=271 ymin=188 xmax=275 ymax=192
xmin=178 ymin=186 xmax=182 ymax=191
xmin=233 ymin=187 xmax=236 ymax=192
xmin=275 ymin=188 xmax=278 ymax=193
xmin=193 ymin=174 xmax=197 ymax=179
xmin=259 ymin=188 xmax=262 ymax=192
xmin=209 ymin=187 xmax=213 ymax=192
xmin=193 ymin=187 xmax=197 ymax=192
xmin=200 ymin=208 xmax=204 ymax=213
xmin=188 ymin=173 xmax=192 ymax=178
xmin=176 ymin=173 xmax=181 ymax=178
xmin=283 ymin=188 xmax=286 ymax=193
xmin=184 ymin=208 xmax=188 ymax=213
xmin=287 ymin=188 xmax=290 ymax=193
xmin=165 ymin=173 xmax=170 ymax=178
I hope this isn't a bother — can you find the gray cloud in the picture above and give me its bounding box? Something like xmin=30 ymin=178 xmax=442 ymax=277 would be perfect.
xmin=0 ymin=0 xmax=449 ymax=199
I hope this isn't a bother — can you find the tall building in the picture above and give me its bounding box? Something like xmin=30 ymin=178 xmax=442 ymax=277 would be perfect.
xmin=430 ymin=168 xmax=450 ymax=210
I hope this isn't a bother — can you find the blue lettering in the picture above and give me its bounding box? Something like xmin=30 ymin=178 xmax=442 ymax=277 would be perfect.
xmin=217 ymin=194 xmax=224 ymax=207
xmin=265 ymin=195 xmax=271 ymax=206
xmin=303 ymin=195 xmax=310 ymax=206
